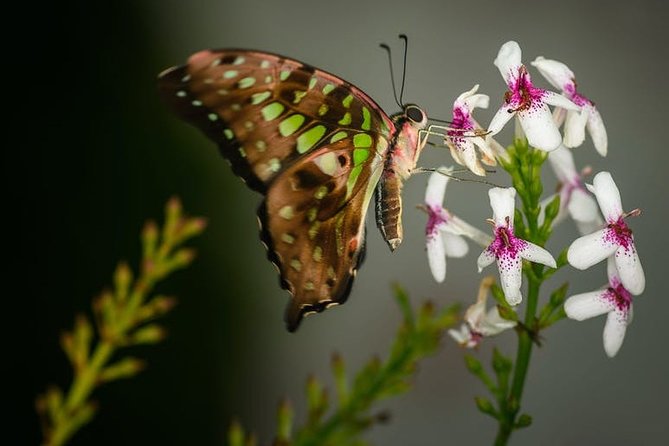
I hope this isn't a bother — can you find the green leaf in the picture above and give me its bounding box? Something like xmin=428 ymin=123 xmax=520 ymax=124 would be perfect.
xmin=497 ymin=304 xmax=518 ymax=322
xmin=392 ymin=283 xmax=414 ymax=330
xmin=275 ymin=399 xmax=293 ymax=442
xmin=475 ymin=396 xmax=498 ymax=418
xmin=515 ymin=413 xmax=533 ymax=428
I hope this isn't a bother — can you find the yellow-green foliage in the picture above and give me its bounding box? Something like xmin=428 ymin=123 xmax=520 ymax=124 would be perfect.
xmin=230 ymin=285 xmax=459 ymax=446
xmin=36 ymin=198 xmax=206 ymax=446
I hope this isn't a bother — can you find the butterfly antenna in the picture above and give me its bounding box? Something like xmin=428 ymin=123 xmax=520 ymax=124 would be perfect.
xmin=379 ymin=42 xmax=402 ymax=108
xmin=398 ymin=34 xmax=408 ymax=106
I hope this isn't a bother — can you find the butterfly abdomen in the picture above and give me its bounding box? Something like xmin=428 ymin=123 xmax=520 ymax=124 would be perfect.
xmin=375 ymin=169 xmax=404 ymax=251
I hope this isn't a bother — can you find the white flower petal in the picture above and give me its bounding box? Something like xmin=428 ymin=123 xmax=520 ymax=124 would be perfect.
xmin=548 ymin=145 xmax=577 ymax=183
xmin=592 ymin=171 xmax=623 ymax=222
xmin=543 ymin=90 xmax=581 ymax=111
xmin=454 ymin=84 xmax=480 ymax=105
xmin=564 ymin=290 xmax=614 ymax=321
xmin=606 ymin=255 xmax=620 ymax=283
xmin=586 ymin=105 xmax=608 ymax=156
xmin=464 ymin=292 xmax=487 ymax=328
xmin=603 ymin=307 xmax=631 ymax=358
xmin=494 ymin=41 xmax=523 ymax=85
xmin=488 ymin=104 xmax=515 ymax=136
xmin=531 ymin=56 xmax=575 ymax=91
xmin=568 ymin=188 xmax=601 ymax=224
xmin=465 ymin=93 xmax=490 ymax=111
xmin=448 ymin=145 xmax=465 ymax=166
xmin=427 ymin=233 xmax=446 ymax=283
xmin=479 ymin=307 xmax=517 ymax=336
xmin=489 ymin=187 xmax=516 ymax=227
xmin=447 ymin=215 xmax=493 ymax=248
xmin=477 ymin=248 xmax=496 ymax=272
xmin=563 ymin=109 xmax=589 ymax=148
xmin=448 ymin=325 xmax=471 ymax=345
xmin=552 ymin=106 xmax=566 ymax=127
xmin=575 ymin=218 xmax=605 ymax=236
xmin=425 ymin=168 xmax=451 ymax=206
xmin=567 ymin=228 xmax=617 ymax=270
xmin=519 ymin=241 xmax=557 ymax=268
xmin=471 ymin=136 xmax=496 ymax=166
xmin=518 ymin=104 xmax=562 ymax=151
xmin=614 ymin=244 xmax=645 ymax=295
xmin=443 ymin=231 xmax=469 ymax=258
xmin=459 ymin=140 xmax=486 ymax=176
xmin=497 ymin=255 xmax=523 ymax=305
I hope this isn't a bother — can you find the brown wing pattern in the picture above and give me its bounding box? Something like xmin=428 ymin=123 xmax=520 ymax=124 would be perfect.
xmin=158 ymin=49 xmax=398 ymax=330
xmin=158 ymin=49 xmax=394 ymax=193
xmin=259 ymin=136 xmax=386 ymax=331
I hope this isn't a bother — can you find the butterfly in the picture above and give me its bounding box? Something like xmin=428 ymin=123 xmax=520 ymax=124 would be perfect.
xmin=158 ymin=48 xmax=430 ymax=331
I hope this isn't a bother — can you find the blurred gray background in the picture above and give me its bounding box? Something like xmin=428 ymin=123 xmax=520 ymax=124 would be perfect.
xmin=21 ymin=0 xmax=668 ymax=444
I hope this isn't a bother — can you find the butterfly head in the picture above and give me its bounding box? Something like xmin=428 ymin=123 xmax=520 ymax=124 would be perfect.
xmin=402 ymin=104 xmax=428 ymax=129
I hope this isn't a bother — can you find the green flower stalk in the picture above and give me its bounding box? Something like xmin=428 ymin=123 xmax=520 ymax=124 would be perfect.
xmin=35 ymin=197 xmax=206 ymax=446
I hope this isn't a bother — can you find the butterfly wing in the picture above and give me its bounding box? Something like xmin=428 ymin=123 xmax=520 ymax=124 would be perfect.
xmin=158 ymin=49 xmax=394 ymax=192
xmin=158 ymin=49 xmax=395 ymax=330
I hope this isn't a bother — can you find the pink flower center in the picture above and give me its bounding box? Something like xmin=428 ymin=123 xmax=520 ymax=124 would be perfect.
xmin=504 ymin=66 xmax=545 ymax=112
xmin=488 ymin=224 xmax=527 ymax=259
xmin=426 ymin=205 xmax=449 ymax=236
xmin=447 ymin=106 xmax=474 ymax=146
xmin=606 ymin=217 xmax=633 ymax=250
xmin=605 ymin=279 xmax=632 ymax=312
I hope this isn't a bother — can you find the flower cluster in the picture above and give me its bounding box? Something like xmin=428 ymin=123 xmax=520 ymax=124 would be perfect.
xmin=423 ymin=40 xmax=645 ymax=358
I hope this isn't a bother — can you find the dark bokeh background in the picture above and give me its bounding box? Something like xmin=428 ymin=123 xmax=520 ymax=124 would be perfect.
xmin=13 ymin=0 xmax=668 ymax=444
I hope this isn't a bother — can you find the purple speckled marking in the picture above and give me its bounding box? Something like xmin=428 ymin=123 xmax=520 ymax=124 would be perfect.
xmin=605 ymin=217 xmax=634 ymax=250
xmin=604 ymin=278 xmax=632 ymax=313
xmin=504 ymin=66 xmax=546 ymax=113
xmin=426 ymin=205 xmax=450 ymax=236
xmin=487 ymin=225 xmax=528 ymax=269
xmin=564 ymin=82 xmax=594 ymax=107
xmin=447 ymin=106 xmax=475 ymax=147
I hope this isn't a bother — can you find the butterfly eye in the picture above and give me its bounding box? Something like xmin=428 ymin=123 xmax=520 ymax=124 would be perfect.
xmin=405 ymin=105 xmax=425 ymax=124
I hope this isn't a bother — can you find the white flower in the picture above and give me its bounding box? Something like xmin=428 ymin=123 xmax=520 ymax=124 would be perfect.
xmin=449 ymin=276 xmax=517 ymax=348
xmin=539 ymin=145 xmax=603 ymax=235
xmin=531 ymin=56 xmax=608 ymax=156
xmin=477 ymin=187 xmax=556 ymax=305
xmin=423 ymin=167 xmax=492 ymax=282
xmin=488 ymin=41 xmax=580 ymax=152
xmin=567 ymin=172 xmax=645 ymax=295
xmin=443 ymin=85 xmax=506 ymax=176
xmin=564 ymin=257 xmax=634 ymax=357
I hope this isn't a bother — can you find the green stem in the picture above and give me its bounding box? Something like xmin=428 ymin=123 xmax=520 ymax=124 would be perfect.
xmin=494 ymin=269 xmax=541 ymax=445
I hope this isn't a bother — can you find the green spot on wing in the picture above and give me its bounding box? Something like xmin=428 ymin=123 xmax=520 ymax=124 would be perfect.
xmin=353 ymin=133 xmax=372 ymax=148
xmin=342 ymin=94 xmax=354 ymax=108
xmin=279 ymin=205 xmax=294 ymax=220
xmin=261 ymin=102 xmax=285 ymax=121
xmin=308 ymin=77 xmax=318 ymax=90
xmin=223 ymin=70 xmax=238 ymax=79
xmin=224 ymin=129 xmax=234 ymax=140
xmin=338 ymin=112 xmax=352 ymax=126
xmin=346 ymin=165 xmax=364 ymax=198
xmin=353 ymin=148 xmax=370 ymax=165
xmin=318 ymin=104 xmax=329 ymax=116
xmin=322 ymin=83 xmax=335 ymax=95
xmin=330 ymin=131 xmax=347 ymax=143
xmin=297 ymin=125 xmax=326 ymax=153
xmin=362 ymin=107 xmax=371 ymax=131
xmin=293 ymin=90 xmax=307 ymax=104
xmin=279 ymin=114 xmax=306 ymax=137
xmin=280 ymin=70 xmax=290 ymax=81
xmin=251 ymin=91 xmax=272 ymax=104
xmin=238 ymin=77 xmax=256 ymax=88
